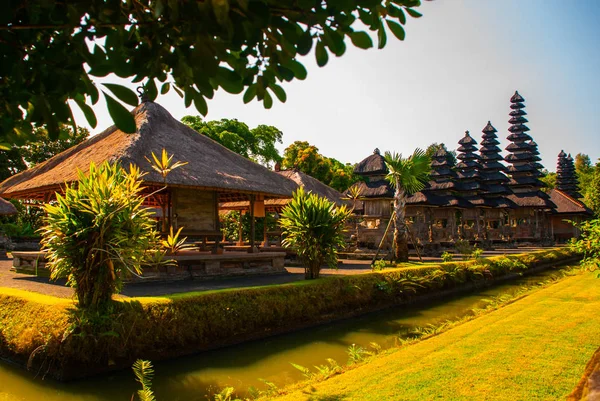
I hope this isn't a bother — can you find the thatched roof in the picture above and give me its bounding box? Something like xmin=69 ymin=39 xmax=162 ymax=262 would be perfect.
xmin=354 ymin=149 xmax=388 ymax=176
xmin=507 ymin=192 xmax=555 ymax=208
xmin=276 ymin=169 xmax=347 ymax=206
xmin=220 ymin=168 xmax=347 ymax=211
xmin=549 ymin=189 xmax=593 ymax=215
xmin=0 ymin=198 xmax=17 ymax=215
xmin=0 ymin=102 xmax=297 ymax=200
xmin=346 ymin=179 xmax=393 ymax=198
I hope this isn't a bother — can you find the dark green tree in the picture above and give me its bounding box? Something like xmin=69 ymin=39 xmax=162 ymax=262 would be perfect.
xmin=181 ymin=116 xmax=283 ymax=167
xmin=2 ymin=1 xmax=424 ymax=144
xmin=20 ymin=125 xmax=90 ymax=166
xmin=540 ymin=169 xmax=556 ymax=193
xmin=425 ymin=143 xmax=456 ymax=167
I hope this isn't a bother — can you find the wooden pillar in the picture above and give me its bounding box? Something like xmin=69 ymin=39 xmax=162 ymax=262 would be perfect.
xmin=237 ymin=211 xmax=244 ymax=246
xmin=249 ymin=194 xmax=256 ymax=253
xmin=167 ymin=189 xmax=172 ymax=231
xmin=262 ymin=213 xmax=269 ymax=247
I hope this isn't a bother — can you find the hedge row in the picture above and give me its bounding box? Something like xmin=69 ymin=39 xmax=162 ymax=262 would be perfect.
xmin=0 ymin=248 xmax=580 ymax=380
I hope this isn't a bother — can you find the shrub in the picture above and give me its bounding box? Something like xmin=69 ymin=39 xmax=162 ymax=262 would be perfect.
xmin=570 ymin=218 xmax=600 ymax=273
xmin=441 ymin=251 xmax=454 ymax=262
xmin=454 ymin=239 xmax=473 ymax=260
xmin=279 ymin=188 xmax=351 ymax=279
xmin=39 ymin=162 xmax=160 ymax=309
xmin=372 ymin=259 xmax=387 ymax=271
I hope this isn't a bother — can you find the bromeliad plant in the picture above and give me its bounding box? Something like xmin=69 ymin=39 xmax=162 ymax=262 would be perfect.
xmin=279 ymin=188 xmax=351 ymax=279
xmin=40 ymin=161 xmax=160 ymax=309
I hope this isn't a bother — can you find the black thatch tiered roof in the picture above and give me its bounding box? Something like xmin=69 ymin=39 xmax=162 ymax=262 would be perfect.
xmin=479 ymin=122 xmax=511 ymax=195
xmin=504 ymin=91 xmax=553 ymax=208
xmin=556 ymin=151 xmax=582 ymax=199
xmin=478 ymin=121 xmax=515 ymax=208
xmin=455 ymin=131 xmax=485 ymax=205
xmin=423 ymin=147 xmax=471 ymax=208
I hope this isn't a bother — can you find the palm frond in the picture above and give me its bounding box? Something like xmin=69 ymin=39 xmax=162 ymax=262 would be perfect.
xmin=384 ymin=149 xmax=431 ymax=194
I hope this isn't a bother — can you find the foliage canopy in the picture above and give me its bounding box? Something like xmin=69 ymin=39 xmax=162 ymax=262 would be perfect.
xmin=282 ymin=140 xmax=358 ymax=192
xmin=182 ymin=115 xmax=283 ymax=167
xmin=2 ymin=0 xmax=423 ymax=145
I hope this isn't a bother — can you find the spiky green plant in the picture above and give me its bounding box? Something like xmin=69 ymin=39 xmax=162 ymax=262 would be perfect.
xmin=132 ymin=359 xmax=156 ymax=401
xmin=384 ymin=149 xmax=431 ymax=262
xmin=145 ymin=148 xmax=188 ymax=233
xmin=39 ymin=162 xmax=160 ymax=309
xmin=279 ymin=188 xmax=351 ymax=279
xmin=161 ymin=226 xmax=194 ymax=254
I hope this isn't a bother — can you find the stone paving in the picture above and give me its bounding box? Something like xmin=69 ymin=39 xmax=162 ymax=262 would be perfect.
xmin=0 ymin=258 xmax=375 ymax=298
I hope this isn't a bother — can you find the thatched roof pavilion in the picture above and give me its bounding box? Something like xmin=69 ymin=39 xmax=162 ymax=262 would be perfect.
xmin=0 ymin=102 xmax=297 ymax=202
xmin=0 ymin=101 xmax=300 ymax=244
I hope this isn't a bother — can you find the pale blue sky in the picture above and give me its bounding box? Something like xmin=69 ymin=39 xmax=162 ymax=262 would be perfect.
xmin=73 ymin=1 xmax=600 ymax=172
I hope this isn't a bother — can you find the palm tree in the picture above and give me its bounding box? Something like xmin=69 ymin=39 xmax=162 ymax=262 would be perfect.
xmin=384 ymin=149 xmax=431 ymax=262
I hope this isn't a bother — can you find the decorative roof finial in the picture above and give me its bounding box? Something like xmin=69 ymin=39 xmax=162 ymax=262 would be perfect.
xmin=137 ymin=86 xmax=150 ymax=102
xmin=373 ymin=148 xmax=380 ymax=155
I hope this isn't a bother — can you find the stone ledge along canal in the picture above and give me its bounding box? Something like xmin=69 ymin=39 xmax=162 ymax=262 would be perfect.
xmin=0 ymin=266 xmax=571 ymax=401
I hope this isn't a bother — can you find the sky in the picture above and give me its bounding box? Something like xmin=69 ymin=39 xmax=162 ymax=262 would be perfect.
xmin=72 ymin=0 xmax=600 ymax=172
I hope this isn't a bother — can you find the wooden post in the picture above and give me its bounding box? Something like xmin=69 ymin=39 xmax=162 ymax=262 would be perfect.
xmin=262 ymin=213 xmax=268 ymax=247
xmin=237 ymin=212 xmax=244 ymax=246
xmin=249 ymin=194 xmax=256 ymax=253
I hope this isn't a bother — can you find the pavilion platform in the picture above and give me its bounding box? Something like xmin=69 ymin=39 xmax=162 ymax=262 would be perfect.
xmin=11 ymin=250 xmax=287 ymax=281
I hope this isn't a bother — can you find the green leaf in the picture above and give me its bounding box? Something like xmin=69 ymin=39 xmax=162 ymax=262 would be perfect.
xmin=243 ymin=84 xmax=257 ymax=104
xmin=103 ymin=83 xmax=139 ymax=107
xmin=323 ymin=28 xmax=345 ymax=56
xmin=388 ymin=4 xmax=406 ymax=24
xmin=216 ymin=67 xmax=244 ymax=94
xmin=263 ymin=91 xmax=273 ymax=109
xmin=173 ymin=86 xmax=184 ymax=98
xmin=386 ymin=19 xmax=406 ymax=41
xmin=316 ymin=41 xmax=328 ymax=67
xmin=145 ymin=79 xmax=158 ymax=101
xmin=103 ymin=91 xmax=136 ymax=134
xmin=74 ymin=96 xmax=98 ymax=128
xmin=269 ymin=83 xmax=287 ymax=103
xmin=297 ymin=31 xmax=313 ymax=56
xmin=377 ymin=22 xmax=387 ymax=49
xmin=349 ymin=31 xmax=373 ymax=50
xmin=406 ymin=8 xmax=423 ymax=18
xmin=193 ymin=93 xmax=208 ymax=116
xmin=286 ymin=60 xmax=307 ymax=80
xmin=160 ymin=82 xmax=171 ymax=95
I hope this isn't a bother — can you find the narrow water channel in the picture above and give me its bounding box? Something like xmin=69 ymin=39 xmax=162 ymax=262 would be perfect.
xmin=0 ymin=266 xmax=569 ymax=401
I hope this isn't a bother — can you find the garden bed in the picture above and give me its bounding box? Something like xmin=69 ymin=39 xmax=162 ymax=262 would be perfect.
xmin=0 ymin=248 xmax=581 ymax=380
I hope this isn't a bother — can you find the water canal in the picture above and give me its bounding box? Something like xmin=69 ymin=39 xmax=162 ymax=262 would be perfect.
xmin=0 ymin=266 xmax=570 ymax=401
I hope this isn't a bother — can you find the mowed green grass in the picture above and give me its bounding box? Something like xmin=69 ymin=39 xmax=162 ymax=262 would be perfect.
xmin=271 ymin=271 xmax=600 ymax=401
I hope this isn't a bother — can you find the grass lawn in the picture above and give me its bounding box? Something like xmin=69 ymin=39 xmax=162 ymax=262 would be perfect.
xmin=270 ymin=270 xmax=600 ymax=401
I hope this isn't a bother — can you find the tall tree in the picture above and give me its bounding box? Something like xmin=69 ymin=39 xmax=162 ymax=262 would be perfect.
xmin=384 ymin=149 xmax=431 ymax=262
xmin=282 ymin=141 xmax=359 ymax=192
xmin=181 ymin=116 xmax=283 ymax=168
xmin=2 ymin=1 xmax=424 ymax=144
